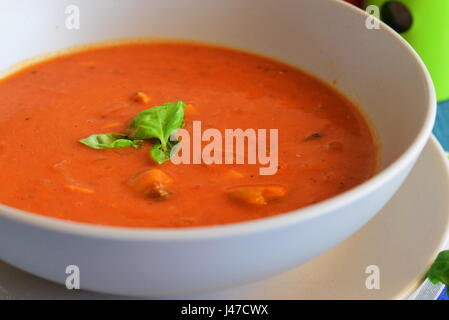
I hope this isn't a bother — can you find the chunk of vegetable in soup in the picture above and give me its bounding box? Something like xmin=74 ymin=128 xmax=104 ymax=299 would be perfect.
xmin=0 ymin=42 xmax=376 ymax=228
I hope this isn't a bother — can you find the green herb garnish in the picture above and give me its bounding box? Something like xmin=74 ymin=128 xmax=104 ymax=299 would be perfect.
xmin=79 ymin=101 xmax=186 ymax=164
xmin=427 ymin=250 xmax=449 ymax=295
xmin=80 ymin=133 xmax=142 ymax=149
xmin=127 ymin=101 xmax=185 ymax=163
xmin=149 ymin=141 xmax=173 ymax=164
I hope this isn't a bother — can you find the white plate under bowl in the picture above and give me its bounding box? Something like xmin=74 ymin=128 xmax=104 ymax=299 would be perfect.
xmin=0 ymin=136 xmax=448 ymax=300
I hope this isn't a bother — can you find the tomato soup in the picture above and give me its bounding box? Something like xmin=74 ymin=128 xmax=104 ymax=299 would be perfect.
xmin=0 ymin=42 xmax=376 ymax=228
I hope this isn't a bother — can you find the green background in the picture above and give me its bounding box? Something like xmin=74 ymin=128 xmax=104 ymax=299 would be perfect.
xmin=365 ymin=0 xmax=449 ymax=101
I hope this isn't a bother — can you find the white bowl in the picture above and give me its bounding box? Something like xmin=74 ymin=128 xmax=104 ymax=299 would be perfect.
xmin=0 ymin=0 xmax=436 ymax=297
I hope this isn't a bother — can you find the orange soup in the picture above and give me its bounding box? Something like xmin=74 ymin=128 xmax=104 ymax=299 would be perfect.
xmin=0 ymin=42 xmax=376 ymax=228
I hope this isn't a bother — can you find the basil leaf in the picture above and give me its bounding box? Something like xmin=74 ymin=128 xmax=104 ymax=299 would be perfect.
xmin=80 ymin=133 xmax=142 ymax=150
xmin=150 ymin=140 xmax=182 ymax=164
xmin=79 ymin=101 xmax=186 ymax=164
xmin=127 ymin=101 xmax=186 ymax=163
xmin=113 ymin=139 xmax=143 ymax=149
xmin=150 ymin=141 xmax=171 ymax=164
xmin=427 ymin=250 xmax=449 ymax=291
xmin=127 ymin=101 xmax=185 ymax=147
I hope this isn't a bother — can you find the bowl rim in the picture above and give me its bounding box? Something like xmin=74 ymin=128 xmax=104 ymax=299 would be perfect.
xmin=0 ymin=0 xmax=437 ymax=240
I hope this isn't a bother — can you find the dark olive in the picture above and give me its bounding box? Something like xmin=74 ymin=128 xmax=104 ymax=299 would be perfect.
xmin=381 ymin=1 xmax=413 ymax=33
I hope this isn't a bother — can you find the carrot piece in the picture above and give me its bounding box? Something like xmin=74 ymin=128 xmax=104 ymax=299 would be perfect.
xmin=184 ymin=104 xmax=198 ymax=115
xmin=227 ymin=185 xmax=286 ymax=205
xmin=133 ymin=92 xmax=151 ymax=104
xmin=261 ymin=185 xmax=287 ymax=201
xmin=65 ymin=185 xmax=95 ymax=194
xmin=228 ymin=187 xmax=266 ymax=205
xmin=128 ymin=168 xmax=173 ymax=199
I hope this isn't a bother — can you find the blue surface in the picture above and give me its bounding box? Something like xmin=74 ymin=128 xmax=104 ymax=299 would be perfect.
xmin=432 ymin=100 xmax=449 ymax=300
xmin=433 ymin=100 xmax=449 ymax=149
xmin=437 ymin=287 xmax=449 ymax=300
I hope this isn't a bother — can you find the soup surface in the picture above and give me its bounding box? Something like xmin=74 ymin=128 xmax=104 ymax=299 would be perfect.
xmin=0 ymin=42 xmax=376 ymax=228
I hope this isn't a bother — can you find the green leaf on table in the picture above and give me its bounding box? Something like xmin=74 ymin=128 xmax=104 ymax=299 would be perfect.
xmin=427 ymin=250 xmax=449 ymax=295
